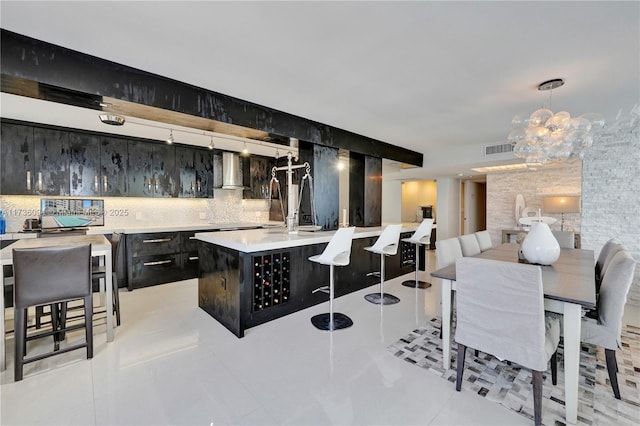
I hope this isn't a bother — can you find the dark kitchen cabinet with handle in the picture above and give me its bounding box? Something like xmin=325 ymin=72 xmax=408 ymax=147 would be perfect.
xmin=127 ymin=140 xmax=177 ymax=197
xmin=176 ymin=146 xmax=214 ymax=198
xmin=0 ymin=123 xmax=71 ymax=195
xmin=243 ymin=155 xmax=275 ymax=199
xmin=68 ymin=131 xmax=101 ymax=196
xmin=126 ymin=232 xmax=184 ymax=290
xmin=100 ymin=135 xmax=128 ymax=196
xmin=0 ymin=122 xmax=34 ymax=195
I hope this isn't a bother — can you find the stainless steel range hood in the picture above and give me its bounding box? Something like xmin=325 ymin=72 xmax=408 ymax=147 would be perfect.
xmin=221 ymin=152 xmax=245 ymax=189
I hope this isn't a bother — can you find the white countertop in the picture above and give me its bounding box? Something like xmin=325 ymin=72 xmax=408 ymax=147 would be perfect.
xmin=195 ymin=223 xmax=419 ymax=253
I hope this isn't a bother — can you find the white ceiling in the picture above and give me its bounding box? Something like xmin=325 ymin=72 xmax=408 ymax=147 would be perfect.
xmin=1 ymin=1 xmax=638 ymax=180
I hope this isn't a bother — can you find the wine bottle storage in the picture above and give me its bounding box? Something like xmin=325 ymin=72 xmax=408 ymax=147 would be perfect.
xmin=253 ymin=251 xmax=290 ymax=312
xmin=400 ymin=232 xmax=415 ymax=267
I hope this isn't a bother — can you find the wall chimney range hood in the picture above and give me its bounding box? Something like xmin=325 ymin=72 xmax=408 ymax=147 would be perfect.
xmin=221 ymin=152 xmax=245 ymax=189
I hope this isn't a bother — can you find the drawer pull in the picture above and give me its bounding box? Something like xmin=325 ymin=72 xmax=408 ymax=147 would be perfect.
xmin=189 ymin=256 xmax=199 ymax=261
xmin=143 ymin=259 xmax=173 ymax=266
xmin=103 ymin=175 xmax=108 ymax=192
xmin=94 ymin=175 xmax=99 ymax=192
xmin=26 ymin=171 xmax=31 ymax=191
xmin=142 ymin=238 xmax=172 ymax=243
xmin=188 ymin=236 xmax=196 ymax=240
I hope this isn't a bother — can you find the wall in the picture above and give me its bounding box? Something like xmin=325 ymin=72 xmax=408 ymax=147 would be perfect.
xmin=401 ymin=180 xmax=437 ymax=223
xmin=485 ymin=162 xmax=582 ymax=246
xmin=0 ymin=190 xmax=270 ymax=233
xmin=435 ymin=177 xmax=461 ymax=240
xmin=581 ymin=123 xmax=640 ymax=306
xmin=382 ymin=179 xmax=402 ymax=223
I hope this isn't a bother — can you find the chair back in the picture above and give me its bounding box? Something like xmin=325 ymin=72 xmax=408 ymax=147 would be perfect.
xmin=600 ymin=243 xmax=625 ymax=283
xmin=368 ymin=224 xmax=403 ymax=256
xmin=110 ymin=232 xmax=124 ymax=280
xmin=314 ymin=227 xmax=355 ymax=266
xmin=474 ymin=230 xmax=492 ymax=252
xmin=408 ymin=219 xmax=434 ymax=244
xmin=552 ymin=231 xmax=575 ymax=249
xmin=435 ymin=237 xmax=463 ymax=268
xmin=454 ymin=257 xmax=548 ymax=371
xmin=458 ymin=234 xmax=481 ymax=257
xmin=596 ymin=238 xmax=621 ymax=278
xmin=595 ymin=249 xmax=636 ymax=348
xmin=13 ymin=244 xmax=92 ymax=309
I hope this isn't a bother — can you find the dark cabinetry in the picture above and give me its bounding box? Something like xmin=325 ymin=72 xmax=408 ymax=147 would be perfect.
xmin=126 ymin=232 xmax=183 ymax=290
xmin=68 ymin=132 xmax=101 ymax=196
xmin=127 ymin=140 xmax=177 ymax=197
xmin=243 ymin=156 xmax=275 ymax=199
xmin=176 ymin=146 xmax=214 ymax=198
xmin=0 ymin=122 xmax=70 ymax=195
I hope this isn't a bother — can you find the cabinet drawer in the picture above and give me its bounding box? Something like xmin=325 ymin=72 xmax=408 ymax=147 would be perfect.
xmin=128 ymin=232 xmax=181 ymax=257
xmin=128 ymin=253 xmax=183 ymax=288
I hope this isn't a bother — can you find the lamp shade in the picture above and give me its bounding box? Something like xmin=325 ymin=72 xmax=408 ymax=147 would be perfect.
xmin=543 ymin=196 xmax=581 ymax=214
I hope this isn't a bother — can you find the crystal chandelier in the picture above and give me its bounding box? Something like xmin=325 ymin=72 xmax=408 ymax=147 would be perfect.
xmin=509 ymin=79 xmax=604 ymax=165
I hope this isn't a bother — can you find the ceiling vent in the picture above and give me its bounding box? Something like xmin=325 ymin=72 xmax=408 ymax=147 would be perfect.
xmin=484 ymin=143 xmax=514 ymax=156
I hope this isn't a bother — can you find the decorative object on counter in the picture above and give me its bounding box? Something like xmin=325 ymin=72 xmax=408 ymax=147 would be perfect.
xmin=509 ymin=78 xmax=605 ymax=165
xmin=521 ymin=220 xmax=560 ymax=265
xmin=543 ymin=195 xmax=580 ymax=231
xmin=268 ymin=151 xmax=317 ymax=234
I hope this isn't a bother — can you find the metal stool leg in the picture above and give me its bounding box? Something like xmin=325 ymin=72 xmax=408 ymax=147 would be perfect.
xmin=365 ymin=254 xmax=400 ymax=305
xmin=402 ymin=243 xmax=431 ymax=289
xmin=311 ymin=265 xmax=353 ymax=330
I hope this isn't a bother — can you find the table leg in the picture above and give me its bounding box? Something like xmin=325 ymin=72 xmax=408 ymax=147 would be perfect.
xmin=105 ymin=251 xmax=114 ymax=342
xmin=441 ymin=278 xmax=452 ymax=370
xmin=1 ymin=266 xmax=5 ymax=370
xmin=563 ymin=302 xmax=581 ymax=424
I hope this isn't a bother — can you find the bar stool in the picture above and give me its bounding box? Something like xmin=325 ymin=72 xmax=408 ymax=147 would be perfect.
xmin=310 ymin=227 xmax=356 ymax=330
xmin=401 ymin=219 xmax=434 ymax=289
xmin=364 ymin=224 xmax=403 ymax=305
xmin=13 ymin=243 xmax=93 ymax=381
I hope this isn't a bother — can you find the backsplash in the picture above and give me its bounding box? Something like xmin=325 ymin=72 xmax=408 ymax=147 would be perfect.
xmin=0 ymin=190 xmax=271 ymax=233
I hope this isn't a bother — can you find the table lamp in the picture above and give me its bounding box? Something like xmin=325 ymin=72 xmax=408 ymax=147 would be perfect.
xmin=542 ymin=196 xmax=581 ymax=231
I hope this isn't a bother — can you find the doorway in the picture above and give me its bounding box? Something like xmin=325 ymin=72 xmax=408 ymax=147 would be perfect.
xmin=462 ymin=180 xmax=486 ymax=234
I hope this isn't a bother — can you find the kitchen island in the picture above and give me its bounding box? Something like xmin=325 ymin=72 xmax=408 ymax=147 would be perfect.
xmin=195 ymin=225 xmax=418 ymax=337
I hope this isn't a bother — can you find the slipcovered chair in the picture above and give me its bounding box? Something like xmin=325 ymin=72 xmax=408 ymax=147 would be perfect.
xmin=454 ymin=257 xmax=560 ymax=426
xmin=581 ymin=249 xmax=636 ymax=399
xmin=400 ymin=219 xmax=434 ymax=289
xmin=309 ymin=227 xmax=356 ymax=330
xmin=364 ymin=224 xmax=403 ymax=305
xmin=595 ymin=238 xmax=621 ymax=282
xmin=474 ymin=230 xmax=493 ymax=252
xmin=13 ymin=244 xmax=93 ymax=381
xmin=457 ymin=234 xmax=481 ymax=257
xmin=435 ymin=237 xmax=463 ymax=339
xmin=597 ymin=242 xmax=625 ymax=294
xmin=552 ymin=231 xmax=575 ymax=249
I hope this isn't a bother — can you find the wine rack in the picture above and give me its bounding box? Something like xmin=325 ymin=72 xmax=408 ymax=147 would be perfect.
xmin=400 ymin=232 xmax=415 ymax=267
xmin=252 ymin=251 xmax=291 ymax=312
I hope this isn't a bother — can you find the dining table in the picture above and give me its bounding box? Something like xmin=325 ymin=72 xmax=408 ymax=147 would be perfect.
xmin=0 ymin=234 xmax=115 ymax=371
xmin=431 ymin=243 xmax=596 ymax=425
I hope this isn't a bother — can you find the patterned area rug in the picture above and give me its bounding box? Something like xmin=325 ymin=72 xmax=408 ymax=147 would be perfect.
xmin=388 ymin=317 xmax=640 ymax=426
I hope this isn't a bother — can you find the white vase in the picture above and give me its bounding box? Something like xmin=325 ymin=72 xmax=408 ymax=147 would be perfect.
xmin=521 ymin=222 xmax=560 ymax=265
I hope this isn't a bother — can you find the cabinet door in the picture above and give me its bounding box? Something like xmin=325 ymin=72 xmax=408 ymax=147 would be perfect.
xmin=176 ymin=146 xmax=196 ymax=198
xmin=194 ymin=148 xmax=214 ymax=198
xmin=0 ymin=122 xmax=34 ymax=195
xmin=127 ymin=140 xmax=154 ymax=197
xmin=69 ymin=132 xmax=101 ymax=196
xmin=243 ymin=155 xmax=275 ymax=199
xmin=100 ymin=136 xmax=128 ymax=196
xmin=33 ymin=127 xmax=70 ymax=195
xmin=153 ymin=143 xmax=177 ymax=197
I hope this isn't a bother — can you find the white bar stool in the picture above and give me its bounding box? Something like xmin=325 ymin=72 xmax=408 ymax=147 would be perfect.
xmin=401 ymin=219 xmax=434 ymax=289
xmin=310 ymin=227 xmax=356 ymax=331
xmin=364 ymin=224 xmax=403 ymax=305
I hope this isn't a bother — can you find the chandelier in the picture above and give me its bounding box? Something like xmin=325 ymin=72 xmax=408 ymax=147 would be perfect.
xmin=509 ymin=79 xmax=604 ymax=165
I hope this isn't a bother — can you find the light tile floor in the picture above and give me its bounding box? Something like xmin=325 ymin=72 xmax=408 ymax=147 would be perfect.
xmin=1 ymin=250 xmax=638 ymax=425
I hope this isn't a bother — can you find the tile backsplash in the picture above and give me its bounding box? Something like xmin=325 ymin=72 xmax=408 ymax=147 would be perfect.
xmin=0 ymin=190 xmax=271 ymax=233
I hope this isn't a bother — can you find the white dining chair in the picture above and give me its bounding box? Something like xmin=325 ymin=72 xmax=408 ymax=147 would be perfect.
xmin=474 ymin=230 xmax=493 ymax=252
xmin=454 ymin=257 xmax=560 ymax=426
xmin=552 ymin=230 xmax=575 ymax=249
xmin=457 ymin=234 xmax=481 ymax=257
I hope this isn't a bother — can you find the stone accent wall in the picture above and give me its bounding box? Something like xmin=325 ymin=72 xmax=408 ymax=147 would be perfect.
xmin=582 ymin=124 xmax=640 ymax=306
xmin=486 ymin=162 xmax=582 ymax=246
